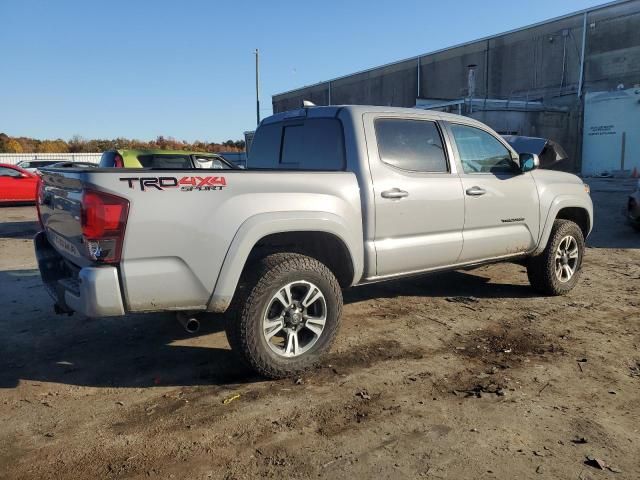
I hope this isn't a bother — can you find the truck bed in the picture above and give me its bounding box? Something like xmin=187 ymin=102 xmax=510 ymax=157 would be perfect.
xmin=36 ymin=167 xmax=363 ymax=316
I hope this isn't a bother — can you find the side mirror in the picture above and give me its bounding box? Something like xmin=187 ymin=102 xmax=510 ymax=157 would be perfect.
xmin=519 ymin=153 xmax=540 ymax=173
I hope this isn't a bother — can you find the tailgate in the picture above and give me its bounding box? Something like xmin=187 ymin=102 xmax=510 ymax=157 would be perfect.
xmin=38 ymin=169 xmax=91 ymax=267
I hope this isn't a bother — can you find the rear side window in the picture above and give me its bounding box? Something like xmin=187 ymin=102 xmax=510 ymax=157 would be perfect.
xmin=137 ymin=155 xmax=192 ymax=169
xmin=375 ymin=118 xmax=448 ymax=173
xmin=249 ymin=118 xmax=345 ymax=170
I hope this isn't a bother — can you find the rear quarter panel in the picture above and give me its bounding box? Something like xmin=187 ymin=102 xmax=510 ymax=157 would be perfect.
xmin=80 ymin=170 xmax=363 ymax=312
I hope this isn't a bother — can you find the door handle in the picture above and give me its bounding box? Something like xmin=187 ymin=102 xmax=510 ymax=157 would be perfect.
xmin=381 ymin=188 xmax=409 ymax=199
xmin=465 ymin=186 xmax=486 ymax=196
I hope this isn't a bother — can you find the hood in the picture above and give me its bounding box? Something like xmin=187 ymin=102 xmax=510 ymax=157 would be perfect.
xmin=531 ymin=168 xmax=583 ymax=185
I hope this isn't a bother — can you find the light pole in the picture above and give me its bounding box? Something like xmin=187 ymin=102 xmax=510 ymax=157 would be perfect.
xmin=255 ymin=49 xmax=260 ymax=126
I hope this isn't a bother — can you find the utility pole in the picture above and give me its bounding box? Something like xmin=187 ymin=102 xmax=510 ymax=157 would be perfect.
xmin=255 ymin=48 xmax=260 ymax=126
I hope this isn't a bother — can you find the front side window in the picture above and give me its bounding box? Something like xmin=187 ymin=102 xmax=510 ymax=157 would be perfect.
xmin=450 ymin=124 xmax=516 ymax=174
xmin=0 ymin=167 xmax=21 ymax=177
xmin=375 ymin=118 xmax=448 ymax=173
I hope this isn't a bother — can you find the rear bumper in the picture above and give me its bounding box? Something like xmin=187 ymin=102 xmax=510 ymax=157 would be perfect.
xmin=34 ymin=231 xmax=125 ymax=317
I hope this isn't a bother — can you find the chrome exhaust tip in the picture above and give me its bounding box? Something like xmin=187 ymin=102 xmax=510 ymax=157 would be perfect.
xmin=176 ymin=312 xmax=200 ymax=334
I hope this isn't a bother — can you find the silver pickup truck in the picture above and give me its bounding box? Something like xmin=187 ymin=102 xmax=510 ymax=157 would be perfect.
xmin=35 ymin=105 xmax=593 ymax=378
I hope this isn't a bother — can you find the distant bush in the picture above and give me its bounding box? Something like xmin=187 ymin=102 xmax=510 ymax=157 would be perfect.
xmin=0 ymin=133 xmax=245 ymax=153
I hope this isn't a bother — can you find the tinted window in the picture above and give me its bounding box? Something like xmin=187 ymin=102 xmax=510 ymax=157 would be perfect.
xmin=33 ymin=161 xmax=60 ymax=166
xmin=375 ymin=119 xmax=448 ymax=172
xmin=450 ymin=124 xmax=516 ymax=174
xmin=248 ymin=123 xmax=280 ymax=168
xmin=280 ymin=125 xmax=305 ymax=164
xmin=249 ymin=118 xmax=344 ymax=170
xmin=137 ymin=155 xmax=192 ymax=169
xmin=18 ymin=162 xmax=31 ymax=168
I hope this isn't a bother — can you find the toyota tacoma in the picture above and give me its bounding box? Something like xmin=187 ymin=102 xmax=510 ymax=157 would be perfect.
xmin=34 ymin=105 xmax=593 ymax=378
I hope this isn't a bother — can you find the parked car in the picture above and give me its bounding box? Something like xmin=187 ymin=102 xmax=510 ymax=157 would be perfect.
xmin=99 ymin=149 xmax=236 ymax=169
xmin=35 ymin=105 xmax=593 ymax=378
xmin=50 ymin=161 xmax=98 ymax=169
xmin=16 ymin=159 xmax=67 ymax=172
xmin=502 ymin=135 xmax=569 ymax=169
xmin=0 ymin=163 xmax=39 ymax=204
xmin=628 ymin=179 xmax=640 ymax=230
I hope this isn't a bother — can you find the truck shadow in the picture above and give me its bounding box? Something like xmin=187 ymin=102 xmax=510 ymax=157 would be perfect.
xmin=0 ymin=268 xmax=534 ymax=390
xmin=344 ymin=269 xmax=535 ymax=304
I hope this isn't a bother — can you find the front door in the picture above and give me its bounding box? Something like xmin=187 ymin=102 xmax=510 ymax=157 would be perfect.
xmin=0 ymin=166 xmax=30 ymax=201
xmin=445 ymin=122 xmax=540 ymax=263
xmin=364 ymin=114 xmax=465 ymax=278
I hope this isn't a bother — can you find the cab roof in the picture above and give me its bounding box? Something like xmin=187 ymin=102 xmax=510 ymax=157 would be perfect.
xmin=262 ymin=104 xmax=487 ymax=129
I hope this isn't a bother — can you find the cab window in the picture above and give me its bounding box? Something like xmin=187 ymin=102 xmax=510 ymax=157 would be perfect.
xmin=375 ymin=118 xmax=448 ymax=172
xmin=450 ymin=124 xmax=517 ymax=174
xmin=249 ymin=118 xmax=345 ymax=170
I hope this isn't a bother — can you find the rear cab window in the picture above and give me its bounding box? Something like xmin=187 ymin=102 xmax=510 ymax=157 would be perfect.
xmin=137 ymin=155 xmax=192 ymax=169
xmin=249 ymin=118 xmax=345 ymax=170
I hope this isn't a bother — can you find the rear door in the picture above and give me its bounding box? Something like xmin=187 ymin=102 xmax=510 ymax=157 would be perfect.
xmin=444 ymin=122 xmax=540 ymax=262
xmin=364 ymin=113 xmax=465 ymax=277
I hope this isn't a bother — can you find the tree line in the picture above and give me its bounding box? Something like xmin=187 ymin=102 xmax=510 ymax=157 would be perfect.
xmin=0 ymin=133 xmax=245 ymax=154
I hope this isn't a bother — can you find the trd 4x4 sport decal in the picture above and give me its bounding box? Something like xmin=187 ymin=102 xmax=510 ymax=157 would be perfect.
xmin=120 ymin=176 xmax=227 ymax=192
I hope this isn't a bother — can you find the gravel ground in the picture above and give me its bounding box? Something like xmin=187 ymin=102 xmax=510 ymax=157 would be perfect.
xmin=0 ymin=178 xmax=638 ymax=479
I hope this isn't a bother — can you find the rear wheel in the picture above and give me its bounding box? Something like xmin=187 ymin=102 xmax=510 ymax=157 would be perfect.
xmin=527 ymin=219 xmax=585 ymax=295
xmin=225 ymin=253 xmax=342 ymax=378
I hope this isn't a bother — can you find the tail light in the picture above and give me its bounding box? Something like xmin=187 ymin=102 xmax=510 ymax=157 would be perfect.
xmin=114 ymin=154 xmax=124 ymax=168
xmin=36 ymin=177 xmax=45 ymax=229
xmin=81 ymin=190 xmax=129 ymax=263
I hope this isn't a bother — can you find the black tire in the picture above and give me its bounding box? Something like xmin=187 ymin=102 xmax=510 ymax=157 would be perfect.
xmin=527 ymin=219 xmax=585 ymax=296
xmin=225 ymin=253 xmax=342 ymax=379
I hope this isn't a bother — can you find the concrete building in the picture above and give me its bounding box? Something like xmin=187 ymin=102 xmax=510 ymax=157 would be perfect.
xmin=272 ymin=0 xmax=640 ymax=174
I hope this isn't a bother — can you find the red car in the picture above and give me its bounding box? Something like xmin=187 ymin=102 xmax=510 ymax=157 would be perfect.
xmin=0 ymin=163 xmax=39 ymax=204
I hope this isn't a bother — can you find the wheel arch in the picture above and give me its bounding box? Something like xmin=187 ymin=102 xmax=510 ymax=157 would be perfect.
xmin=532 ymin=195 xmax=593 ymax=256
xmin=207 ymin=211 xmax=363 ymax=313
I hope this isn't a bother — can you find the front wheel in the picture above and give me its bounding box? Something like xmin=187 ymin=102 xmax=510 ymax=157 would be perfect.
xmin=225 ymin=253 xmax=342 ymax=379
xmin=527 ymin=219 xmax=585 ymax=295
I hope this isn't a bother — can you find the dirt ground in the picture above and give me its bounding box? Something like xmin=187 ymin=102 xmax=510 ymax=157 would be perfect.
xmin=0 ymin=178 xmax=638 ymax=479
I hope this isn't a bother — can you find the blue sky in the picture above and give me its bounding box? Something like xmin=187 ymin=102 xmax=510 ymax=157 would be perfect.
xmin=1 ymin=0 xmax=605 ymax=143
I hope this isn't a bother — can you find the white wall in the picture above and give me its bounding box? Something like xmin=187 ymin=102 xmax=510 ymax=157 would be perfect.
xmin=582 ymin=87 xmax=640 ymax=176
xmin=0 ymin=153 xmax=102 ymax=166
